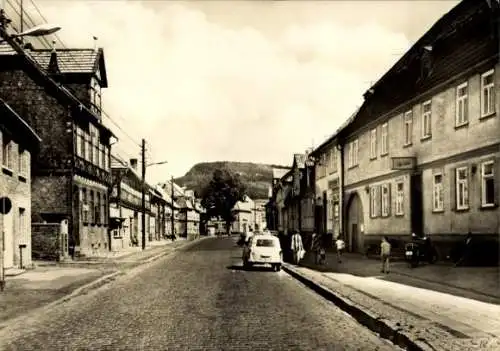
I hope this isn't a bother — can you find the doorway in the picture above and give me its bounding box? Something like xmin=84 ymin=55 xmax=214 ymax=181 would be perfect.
xmin=346 ymin=192 xmax=364 ymax=253
xmin=410 ymin=173 xmax=424 ymax=235
xmin=3 ymin=210 xmax=13 ymax=268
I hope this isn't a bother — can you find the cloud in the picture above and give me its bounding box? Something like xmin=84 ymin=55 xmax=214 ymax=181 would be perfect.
xmin=19 ymin=0 xmax=450 ymax=182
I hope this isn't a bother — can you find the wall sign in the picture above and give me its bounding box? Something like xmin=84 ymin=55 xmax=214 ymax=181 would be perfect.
xmin=391 ymin=157 xmax=416 ymax=170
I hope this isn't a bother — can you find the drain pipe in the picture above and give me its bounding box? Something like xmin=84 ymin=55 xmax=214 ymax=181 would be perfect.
xmin=18 ymin=244 xmax=26 ymax=269
xmin=337 ymin=143 xmax=346 ymax=247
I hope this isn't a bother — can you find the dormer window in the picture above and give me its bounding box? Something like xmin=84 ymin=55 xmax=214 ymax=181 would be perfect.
xmin=90 ymin=77 xmax=101 ymax=114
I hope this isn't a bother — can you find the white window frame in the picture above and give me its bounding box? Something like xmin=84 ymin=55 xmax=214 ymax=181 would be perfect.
xmin=395 ymin=182 xmax=404 ymax=215
xmin=329 ymin=148 xmax=337 ymax=172
xmin=432 ymin=173 xmax=444 ymax=212
xmin=370 ymin=186 xmax=378 ymax=218
xmin=18 ymin=149 xmax=28 ymax=177
xmin=380 ymin=123 xmax=388 ymax=155
xmin=348 ymin=140 xmax=358 ymax=168
xmin=455 ymin=82 xmax=468 ymax=126
xmin=370 ymin=128 xmax=377 ymax=159
xmin=480 ymin=69 xmax=495 ymax=117
xmin=2 ymin=138 xmax=13 ymax=170
xmin=481 ymin=161 xmax=495 ymax=207
xmin=456 ymin=167 xmax=469 ymax=210
xmin=381 ymin=184 xmax=390 ymax=217
xmin=19 ymin=207 xmax=26 ymax=239
xmin=404 ymin=111 xmax=413 ymax=146
xmin=421 ymin=100 xmax=432 ymax=138
xmin=353 ymin=139 xmax=359 ymax=166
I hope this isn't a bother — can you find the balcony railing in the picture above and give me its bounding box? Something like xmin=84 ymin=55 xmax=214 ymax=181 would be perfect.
xmin=74 ymin=155 xmax=111 ymax=184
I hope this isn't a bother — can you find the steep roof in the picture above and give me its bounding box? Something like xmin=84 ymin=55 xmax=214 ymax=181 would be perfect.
xmin=272 ymin=167 xmax=290 ymax=179
xmin=293 ymin=154 xmax=306 ymax=169
xmin=0 ymin=32 xmax=115 ymax=139
xmin=29 ymin=48 xmax=108 ymax=87
xmin=0 ymin=98 xmax=41 ymax=151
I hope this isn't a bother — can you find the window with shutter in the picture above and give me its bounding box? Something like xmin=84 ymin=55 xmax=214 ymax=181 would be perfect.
xmin=481 ymin=161 xmax=495 ymax=208
xmin=450 ymin=167 xmax=457 ymax=211
xmin=370 ymin=186 xmax=377 ymax=218
xmin=381 ymin=184 xmax=390 ymax=217
xmin=456 ymin=167 xmax=469 ymax=210
xmin=495 ymin=159 xmax=500 ymax=207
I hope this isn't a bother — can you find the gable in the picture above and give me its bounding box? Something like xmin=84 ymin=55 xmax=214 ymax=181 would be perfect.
xmin=29 ymin=48 xmax=108 ymax=87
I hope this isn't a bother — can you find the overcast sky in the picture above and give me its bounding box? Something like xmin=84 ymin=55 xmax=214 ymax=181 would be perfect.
xmin=13 ymin=0 xmax=458 ymax=182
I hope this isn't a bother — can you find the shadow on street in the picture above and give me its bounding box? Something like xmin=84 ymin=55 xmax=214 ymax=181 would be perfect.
xmin=226 ymin=264 xmax=275 ymax=272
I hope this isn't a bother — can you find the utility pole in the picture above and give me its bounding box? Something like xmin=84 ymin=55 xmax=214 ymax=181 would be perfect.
xmin=20 ymin=0 xmax=23 ymax=33
xmin=141 ymin=138 xmax=146 ymax=250
xmin=170 ymin=175 xmax=175 ymax=239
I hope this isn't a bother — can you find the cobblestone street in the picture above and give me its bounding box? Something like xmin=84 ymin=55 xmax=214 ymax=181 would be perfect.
xmin=0 ymin=236 xmax=398 ymax=350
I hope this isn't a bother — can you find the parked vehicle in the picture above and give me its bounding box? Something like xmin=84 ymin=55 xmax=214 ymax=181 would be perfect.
xmin=242 ymin=234 xmax=283 ymax=271
xmin=405 ymin=235 xmax=438 ymax=268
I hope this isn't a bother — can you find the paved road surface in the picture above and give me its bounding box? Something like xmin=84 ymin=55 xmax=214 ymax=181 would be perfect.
xmin=0 ymin=237 xmax=398 ymax=350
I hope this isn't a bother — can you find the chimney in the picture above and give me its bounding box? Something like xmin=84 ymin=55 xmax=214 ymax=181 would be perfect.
xmin=47 ymin=40 xmax=60 ymax=75
xmin=130 ymin=158 xmax=138 ymax=170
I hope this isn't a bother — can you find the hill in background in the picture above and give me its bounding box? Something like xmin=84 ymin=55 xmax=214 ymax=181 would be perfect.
xmin=174 ymin=161 xmax=289 ymax=199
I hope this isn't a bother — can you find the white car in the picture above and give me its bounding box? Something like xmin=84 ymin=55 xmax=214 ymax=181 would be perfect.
xmin=242 ymin=234 xmax=282 ymax=271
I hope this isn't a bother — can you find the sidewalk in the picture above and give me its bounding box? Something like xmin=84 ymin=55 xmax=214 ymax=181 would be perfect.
xmin=283 ymin=263 xmax=500 ymax=350
xmin=33 ymin=237 xmax=189 ymax=268
xmin=298 ymin=251 xmax=500 ymax=303
xmin=0 ymin=236 xmax=205 ymax=326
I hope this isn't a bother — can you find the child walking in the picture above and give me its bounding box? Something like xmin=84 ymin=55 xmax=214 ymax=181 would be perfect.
xmin=380 ymin=236 xmax=391 ymax=274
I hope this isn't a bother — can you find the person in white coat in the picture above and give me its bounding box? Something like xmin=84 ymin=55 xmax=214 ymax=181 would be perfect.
xmin=290 ymin=230 xmax=304 ymax=265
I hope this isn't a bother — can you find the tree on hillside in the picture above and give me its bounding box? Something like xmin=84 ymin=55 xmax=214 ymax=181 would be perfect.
xmin=200 ymin=169 xmax=246 ymax=234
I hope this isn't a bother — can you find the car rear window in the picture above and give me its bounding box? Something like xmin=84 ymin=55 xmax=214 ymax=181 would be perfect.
xmin=256 ymin=239 xmax=276 ymax=247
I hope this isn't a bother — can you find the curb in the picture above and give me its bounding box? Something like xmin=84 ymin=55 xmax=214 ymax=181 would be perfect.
xmin=282 ymin=264 xmax=432 ymax=351
xmin=0 ymin=270 xmax=122 ymax=331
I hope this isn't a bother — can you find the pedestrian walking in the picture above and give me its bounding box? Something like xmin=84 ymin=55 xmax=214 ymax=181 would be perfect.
xmin=291 ymin=230 xmax=304 ymax=265
xmin=335 ymin=236 xmax=345 ymax=263
xmin=318 ymin=235 xmax=327 ymax=265
xmin=455 ymin=232 xmax=472 ymax=266
xmin=311 ymin=232 xmax=321 ymax=264
xmin=380 ymin=236 xmax=391 ymax=273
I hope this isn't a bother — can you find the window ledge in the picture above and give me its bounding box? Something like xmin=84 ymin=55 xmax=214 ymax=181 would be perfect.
xmin=479 ymin=204 xmax=498 ymax=211
xmin=432 ymin=209 xmax=444 ymax=214
xmin=420 ymin=135 xmax=432 ymax=142
xmin=348 ymin=164 xmax=359 ymax=170
xmin=455 ymin=207 xmax=470 ymax=212
xmin=369 ymin=156 xmax=377 ymax=161
xmin=395 ymin=213 xmax=404 ymax=217
xmin=479 ymin=112 xmax=496 ymax=120
xmin=454 ymin=122 xmax=469 ymax=130
xmin=380 ymin=152 xmax=389 ymax=158
xmin=18 ymin=175 xmax=27 ymax=182
xmin=403 ymin=142 xmax=413 ymax=149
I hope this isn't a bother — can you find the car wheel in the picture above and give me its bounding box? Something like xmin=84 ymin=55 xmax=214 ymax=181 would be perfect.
xmin=274 ymin=264 xmax=281 ymax=272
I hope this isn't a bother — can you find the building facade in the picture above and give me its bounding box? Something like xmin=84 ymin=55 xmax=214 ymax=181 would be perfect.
xmin=309 ymin=138 xmax=342 ymax=243
xmin=109 ymin=157 xmax=151 ymax=251
xmin=0 ymin=35 xmax=115 ymax=258
xmin=0 ymin=99 xmax=40 ymax=269
xmin=338 ymin=0 xmax=499 ymax=260
xmin=232 ymin=195 xmax=254 ymax=233
xmin=265 ymin=168 xmax=291 ymax=231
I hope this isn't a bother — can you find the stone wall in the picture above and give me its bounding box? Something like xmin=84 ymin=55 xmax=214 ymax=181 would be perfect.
xmin=31 ymin=223 xmax=65 ymax=261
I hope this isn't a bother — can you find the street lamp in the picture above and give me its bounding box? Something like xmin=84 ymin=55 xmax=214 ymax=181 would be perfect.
xmin=140 ymin=150 xmax=168 ymax=251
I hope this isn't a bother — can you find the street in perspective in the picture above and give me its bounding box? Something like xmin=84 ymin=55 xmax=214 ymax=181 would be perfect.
xmin=0 ymin=0 xmax=500 ymax=350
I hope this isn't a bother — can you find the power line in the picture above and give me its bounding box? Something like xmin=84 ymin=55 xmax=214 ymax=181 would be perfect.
xmin=9 ymin=0 xmax=143 ymax=149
